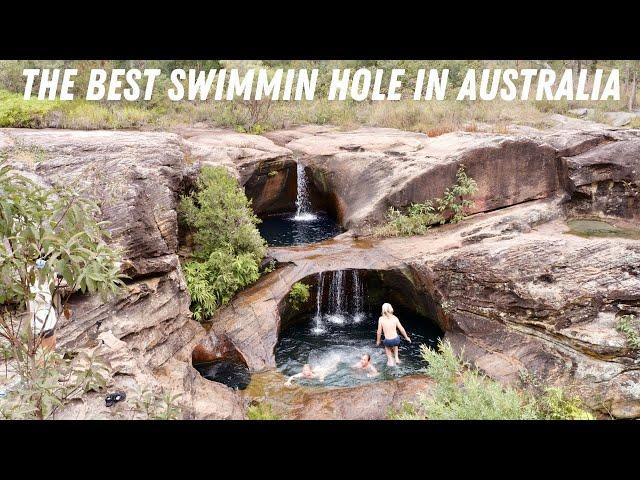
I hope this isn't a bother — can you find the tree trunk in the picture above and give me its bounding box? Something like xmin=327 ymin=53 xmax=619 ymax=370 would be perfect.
xmin=629 ymin=71 xmax=637 ymax=112
xmin=625 ymin=62 xmax=630 ymax=96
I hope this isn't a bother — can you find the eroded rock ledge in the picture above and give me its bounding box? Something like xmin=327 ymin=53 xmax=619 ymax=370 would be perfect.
xmin=200 ymin=200 xmax=640 ymax=418
xmin=2 ymin=120 xmax=639 ymax=419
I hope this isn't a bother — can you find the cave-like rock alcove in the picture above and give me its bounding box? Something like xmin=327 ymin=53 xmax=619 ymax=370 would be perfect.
xmin=275 ymin=268 xmax=444 ymax=387
xmin=256 ymin=163 xmax=343 ymax=246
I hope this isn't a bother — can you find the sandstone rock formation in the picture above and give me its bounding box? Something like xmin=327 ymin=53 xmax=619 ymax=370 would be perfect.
xmin=198 ymin=198 xmax=640 ymax=418
xmin=242 ymin=370 xmax=433 ymax=420
xmin=177 ymin=127 xmax=297 ymax=215
xmin=2 ymin=122 xmax=639 ymax=419
xmin=289 ymin=375 xmax=433 ymax=420
xmin=562 ymin=139 xmax=640 ymax=219
xmin=0 ymin=128 xmax=244 ymax=419
xmin=283 ymin=127 xmax=560 ymax=230
xmin=279 ymin=125 xmax=640 ymax=232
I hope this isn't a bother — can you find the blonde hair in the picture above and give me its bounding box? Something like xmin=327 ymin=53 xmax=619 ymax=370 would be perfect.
xmin=381 ymin=303 xmax=394 ymax=317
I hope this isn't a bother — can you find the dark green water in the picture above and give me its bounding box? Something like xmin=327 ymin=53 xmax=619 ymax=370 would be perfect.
xmin=258 ymin=212 xmax=343 ymax=246
xmin=566 ymin=218 xmax=640 ymax=240
xmin=194 ymin=360 xmax=251 ymax=390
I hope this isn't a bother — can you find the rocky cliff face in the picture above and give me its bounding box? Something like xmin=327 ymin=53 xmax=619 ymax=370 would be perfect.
xmin=0 ymin=128 xmax=245 ymax=419
xmin=176 ymin=127 xmax=297 ymax=215
xmin=282 ymin=126 xmax=640 ymax=231
xmin=563 ymin=139 xmax=640 ymax=220
xmin=286 ymin=128 xmax=561 ymax=229
xmin=190 ymin=122 xmax=640 ymax=418
xmin=2 ymin=120 xmax=639 ymax=419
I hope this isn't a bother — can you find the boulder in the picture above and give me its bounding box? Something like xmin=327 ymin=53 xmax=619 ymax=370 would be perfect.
xmin=563 ymin=139 xmax=640 ymax=219
xmin=605 ymin=111 xmax=640 ymax=127
xmin=290 ymin=375 xmax=433 ymax=420
xmin=568 ymin=108 xmax=595 ymax=118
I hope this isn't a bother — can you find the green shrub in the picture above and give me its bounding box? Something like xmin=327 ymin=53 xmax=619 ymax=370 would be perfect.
xmin=389 ymin=340 xmax=593 ymax=420
xmin=387 ymin=401 xmax=423 ymax=420
xmin=130 ymin=387 xmax=183 ymax=420
xmin=536 ymin=387 xmax=594 ymax=420
xmin=247 ymin=402 xmax=281 ymax=420
xmin=179 ymin=166 xmax=266 ymax=262
xmin=184 ymin=250 xmax=260 ymax=321
xmin=179 ymin=166 xmax=266 ymax=321
xmin=616 ymin=314 xmax=640 ymax=350
xmin=417 ymin=340 xmax=537 ymax=420
xmin=0 ymin=90 xmax=58 ymax=127
xmin=0 ymin=162 xmax=124 ymax=419
xmin=57 ymin=102 xmax=115 ymax=129
xmin=288 ymin=282 xmax=310 ymax=312
xmin=0 ymin=349 xmax=110 ymax=420
xmin=376 ymin=165 xmax=478 ymax=237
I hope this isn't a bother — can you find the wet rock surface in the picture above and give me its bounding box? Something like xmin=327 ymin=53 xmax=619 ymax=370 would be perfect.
xmin=289 ymin=375 xmax=433 ymax=420
xmin=241 ymin=370 xmax=432 ymax=420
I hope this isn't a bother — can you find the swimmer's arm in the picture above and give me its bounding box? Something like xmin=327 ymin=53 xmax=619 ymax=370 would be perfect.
xmin=367 ymin=364 xmax=379 ymax=377
xmin=376 ymin=318 xmax=382 ymax=346
xmin=397 ymin=319 xmax=411 ymax=342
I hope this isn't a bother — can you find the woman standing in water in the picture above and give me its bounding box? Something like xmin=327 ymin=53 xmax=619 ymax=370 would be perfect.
xmin=376 ymin=303 xmax=411 ymax=367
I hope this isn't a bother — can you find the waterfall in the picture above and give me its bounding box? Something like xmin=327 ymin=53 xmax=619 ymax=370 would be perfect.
xmin=293 ymin=162 xmax=316 ymax=221
xmin=312 ymin=269 xmax=366 ymax=332
xmin=312 ymin=272 xmax=326 ymax=334
xmin=325 ymin=270 xmax=346 ymax=324
xmin=328 ymin=270 xmax=345 ymax=314
xmin=351 ymin=270 xmax=364 ymax=322
xmin=315 ymin=271 xmax=325 ymax=319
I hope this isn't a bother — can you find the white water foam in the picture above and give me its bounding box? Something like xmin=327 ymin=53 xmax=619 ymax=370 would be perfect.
xmin=325 ymin=313 xmax=346 ymax=325
xmin=292 ymin=212 xmax=317 ymax=222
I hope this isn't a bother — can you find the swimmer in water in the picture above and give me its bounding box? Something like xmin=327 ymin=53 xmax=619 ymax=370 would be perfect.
xmin=376 ymin=303 xmax=411 ymax=367
xmin=352 ymin=353 xmax=379 ymax=377
xmin=285 ymin=364 xmax=328 ymax=386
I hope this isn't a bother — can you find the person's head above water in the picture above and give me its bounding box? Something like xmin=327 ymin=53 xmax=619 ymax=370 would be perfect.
xmin=359 ymin=353 xmax=371 ymax=366
xmin=381 ymin=303 xmax=394 ymax=317
xmin=302 ymin=364 xmax=313 ymax=377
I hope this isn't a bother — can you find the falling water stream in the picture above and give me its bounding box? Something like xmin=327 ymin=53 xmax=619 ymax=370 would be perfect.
xmin=293 ymin=162 xmax=316 ymax=221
